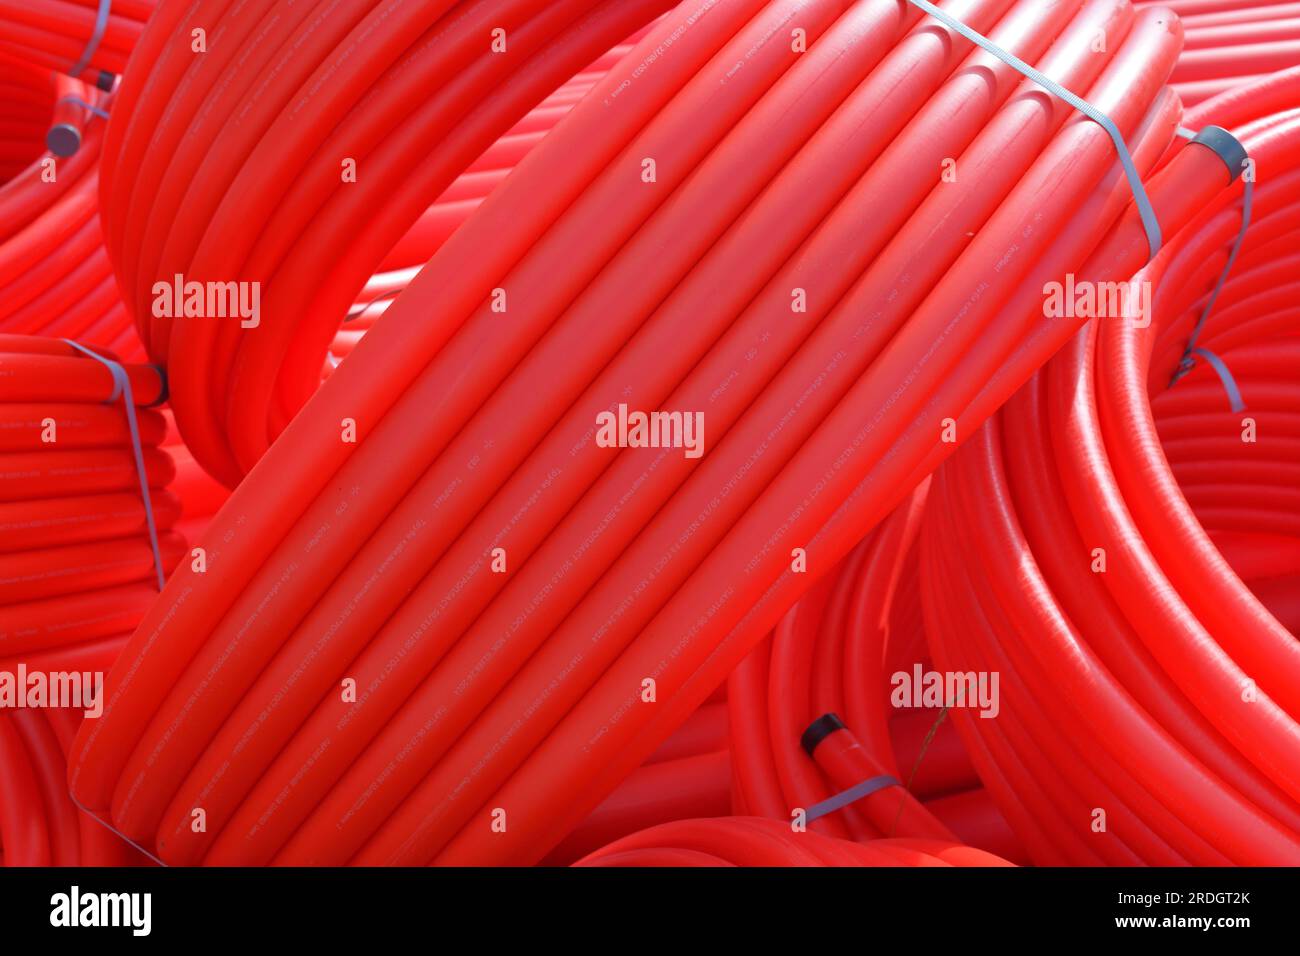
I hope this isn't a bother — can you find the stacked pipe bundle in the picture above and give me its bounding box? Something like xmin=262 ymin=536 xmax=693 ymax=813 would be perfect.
xmin=0 ymin=335 xmax=182 ymax=678
xmin=0 ymin=0 xmax=153 ymax=87
xmin=918 ymin=68 xmax=1300 ymax=865
xmin=0 ymin=322 xmax=167 ymax=865
xmin=99 ymin=0 xmax=680 ymax=486
xmin=1137 ymin=0 xmax=1300 ymax=102
xmin=67 ymin=0 xmax=1247 ymax=867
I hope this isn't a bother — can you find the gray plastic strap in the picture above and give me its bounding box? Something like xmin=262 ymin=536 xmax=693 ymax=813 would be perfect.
xmin=63 ymin=340 xmax=166 ymax=591
xmin=804 ymin=775 xmax=901 ymax=824
xmin=1169 ymin=179 xmax=1251 ymax=383
xmin=1170 ymin=126 xmax=1253 ymax=389
xmin=1187 ymin=346 xmax=1246 ymax=413
xmin=60 ymin=342 xmax=170 ymax=866
xmin=70 ymin=0 xmax=112 ymax=78
xmin=904 ymin=0 xmax=1162 ymax=259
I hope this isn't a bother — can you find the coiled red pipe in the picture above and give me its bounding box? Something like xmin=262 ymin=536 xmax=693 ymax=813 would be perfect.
xmin=0 ymin=43 xmax=604 ymax=377
xmin=918 ymin=67 xmax=1300 ymax=865
xmin=100 ymin=0 xmax=677 ymax=485
xmin=1136 ymin=1 xmax=1300 ymax=102
xmin=327 ymin=52 xmax=625 ymax=368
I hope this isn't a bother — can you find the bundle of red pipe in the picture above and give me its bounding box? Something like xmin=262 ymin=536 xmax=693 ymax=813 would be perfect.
xmin=0 ymin=335 xmax=181 ymax=678
xmin=0 ymin=5 xmax=638 ymax=550
xmin=64 ymin=0 xmax=1252 ymax=869
xmin=0 ymin=0 xmax=1292 ymax=871
xmin=328 ymin=49 xmax=629 ymax=366
xmin=2 ymin=29 xmax=605 ymax=397
xmin=99 ymin=0 xmax=677 ymax=485
xmin=546 ymin=486 xmax=1027 ymax=866
xmin=919 ymin=67 xmax=1300 ymax=865
xmin=0 ymin=334 xmax=178 ymax=868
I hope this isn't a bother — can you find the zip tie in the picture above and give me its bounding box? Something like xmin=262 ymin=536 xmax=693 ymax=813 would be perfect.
xmin=805 ymin=775 xmax=902 ymax=824
xmin=904 ymin=0 xmax=1162 ymax=260
xmin=1185 ymin=346 xmax=1247 ymax=413
xmin=69 ymin=0 xmax=113 ymax=79
xmin=1170 ymin=127 xmax=1253 ymax=388
xmin=63 ymin=340 xmax=167 ymax=591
